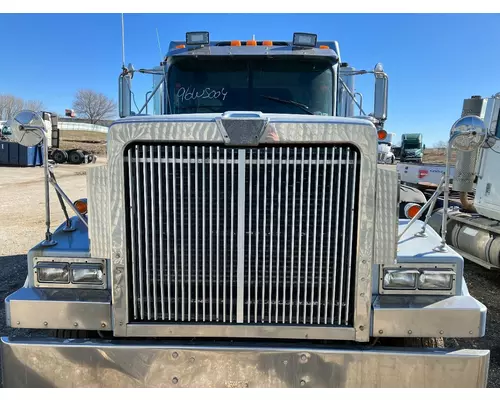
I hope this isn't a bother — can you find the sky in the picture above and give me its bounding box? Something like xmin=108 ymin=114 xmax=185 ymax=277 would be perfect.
xmin=0 ymin=13 xmax=499 ymax=145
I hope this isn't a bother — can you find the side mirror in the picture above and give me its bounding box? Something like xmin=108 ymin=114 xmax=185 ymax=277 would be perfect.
xmin=449 ymin=115 xmax=487 ymax=151
xmin=119 ymin=63 xmax=134 ymax=118
xmin=8 ymin=110 xmax=45 ymax=146
xmin=373 ymin=63 xmax=388 ymax=122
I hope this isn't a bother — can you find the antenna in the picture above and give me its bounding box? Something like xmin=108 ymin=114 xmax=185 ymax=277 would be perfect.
xmin=121 ymin=13 xmax=126 ymax=67
xmin=156 ymin=28 xmax=163 ymax=62
xmin=252 ymin=34 xmax=255 ymax=41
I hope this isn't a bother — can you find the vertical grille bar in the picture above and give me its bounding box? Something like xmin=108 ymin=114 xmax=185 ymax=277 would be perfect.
xmin=261 ymin=149 xmax=267 ymax=323
xmin=254 ymin=150 xmax=260 ymax=323
xmin=303 ymin=149 xmax=312 ymax=324
xmin=310 ymin=148 xmax=320 ymax=324
xmin=165 ymin=146 xmax=172 ymax=320
xmin=157 ymin=145 xmax=165 ymax=320
xmin=289 ymin=148 xmax=297 ymax=323
xmin=135 ymin=146 xmax=144 ymax=320
xmin=237 ymin=149 xmax=246 ymax=323
xmin=171 ymin=146 xmax=179 ymax=321
xmin=201 ymin=147 xmax=207 ymax=321
xmin=296 ymin=149 xmax=305 ymax=324
xmin=216 ymin=148 xmax=220 ymax=321
xmin=324 ymin=147 xmax=335 ymax=324
xmin=247 ymin=150 xmax=253 ymax=321
xmin=275 ymin=148 xmax=282 ymax=323
xmin=126 ymin=144 xmax=359 ymax=328
xmin=230 ymin=149 xmax=235 ymax=323
xmin=127 ymin=148 xmax=138 ymax=319
xmin=344 ymin=151 xmax=358 ymax=325
xmin=317 ymin=147 xmax=328 ymax=324
xmin=195 ymin=147 xmax=199 ymax=321
xmin=209 ymin=147 xmax=213 ymax=322
xmin=268 ymin=148 xmax=275 ymax=323
xmin=338 ymin=148 xmax=350 ymax=324
xmin=282 ymin=148 xmax=290 ymax=323
xmin=331 ymin=148 xmax=342 ymax=324
xmin=223 ymin=149 xmax=228 ymax=322
xmin=187 ymin=148 xmax=192 ymax=321
xmin=143 ymin=145 xmax=151 ymax=320
xmin=150 ymin=145 xmax=157 ymax=320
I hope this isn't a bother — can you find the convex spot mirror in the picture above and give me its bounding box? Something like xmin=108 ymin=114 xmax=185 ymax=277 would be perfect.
xmin=449 ymin=115 xmax=487 ymax=152
xmin=8 ymin=110 xmax=45 ymax=147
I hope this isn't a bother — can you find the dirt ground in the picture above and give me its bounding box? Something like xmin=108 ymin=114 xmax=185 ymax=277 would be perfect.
xmin=0 ymin=159 xmax=499 ymax=387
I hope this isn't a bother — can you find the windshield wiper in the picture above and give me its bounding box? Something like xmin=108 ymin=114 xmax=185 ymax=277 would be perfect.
xmin=260 ymin=95 xmax=314 ymax=115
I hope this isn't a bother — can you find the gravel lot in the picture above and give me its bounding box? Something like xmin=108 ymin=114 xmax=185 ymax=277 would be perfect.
xmin=0 ymin=161 xmax=499 ymax=387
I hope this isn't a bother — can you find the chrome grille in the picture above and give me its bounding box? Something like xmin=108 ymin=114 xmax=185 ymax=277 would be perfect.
xmin=125 ymin=144 xmax=359 ymax=326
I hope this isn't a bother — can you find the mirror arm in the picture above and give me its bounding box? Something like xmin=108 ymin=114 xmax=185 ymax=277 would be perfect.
xmin=137 ymin=75 xmax=166 ymax=115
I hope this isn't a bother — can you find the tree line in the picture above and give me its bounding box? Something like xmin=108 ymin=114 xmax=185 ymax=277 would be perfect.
xmin=0 ymin=89 xmax=116 ymax=125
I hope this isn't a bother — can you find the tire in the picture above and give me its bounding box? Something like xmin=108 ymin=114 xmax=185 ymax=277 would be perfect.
xmin=68 ymin=150 xmax=85 ymax=164
xmin=51 ymin=149 xmax=68 ymax=164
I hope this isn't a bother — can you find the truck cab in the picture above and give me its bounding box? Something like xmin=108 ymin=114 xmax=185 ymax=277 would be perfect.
xmin=1 ymin=31 xmax=490 ymax=388
xmin=401 ymin=133 xmax=424 ymax=163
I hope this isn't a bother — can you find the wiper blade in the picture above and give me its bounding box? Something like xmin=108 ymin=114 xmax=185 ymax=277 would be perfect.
xmin=260 ymin=95 xmax=314 ymax=115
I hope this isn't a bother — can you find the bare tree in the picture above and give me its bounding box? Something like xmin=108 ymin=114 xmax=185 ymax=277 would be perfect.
xmin=0 ymin=94 xmax=45 ymax=120
xmin=433 ymin=140 xmax=447 ymax=149
xmin=72 ymin=89 xmax=117 ymax=124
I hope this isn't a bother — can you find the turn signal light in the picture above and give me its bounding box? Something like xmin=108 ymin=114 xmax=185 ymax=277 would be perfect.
xmin=377 ymin=130 xmax=387 ymax=140
xmin=404 ymin=203 xmax=422 ymax=219
xmin=74 ymin=199 xmax=88 ymax=215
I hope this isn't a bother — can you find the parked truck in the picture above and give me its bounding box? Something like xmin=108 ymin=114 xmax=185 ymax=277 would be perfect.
xmin=1 ymin=31 xmax=490 ymax=387
xmin=425 ymin=93 xmax=500 ymax=271
xmin=401 ymin=133 xmax=424 ymax=163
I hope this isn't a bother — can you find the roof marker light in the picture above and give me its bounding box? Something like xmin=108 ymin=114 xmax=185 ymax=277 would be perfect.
xmin=247 ymin=40 xmax=257 ymax=46
xmin=262 ymin=40 xmax=273 ymax=46
xmin=319 ymin=45 xmax=329 ymax=49
xmin=176 ymin=44 xmax=186 ymax=49
xmin=231 ymin=40 xmax=242 ymax=46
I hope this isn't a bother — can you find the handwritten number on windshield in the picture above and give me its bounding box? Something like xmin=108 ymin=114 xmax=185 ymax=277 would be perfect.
xmin=177 ymin=87 xmax=228 ymax=102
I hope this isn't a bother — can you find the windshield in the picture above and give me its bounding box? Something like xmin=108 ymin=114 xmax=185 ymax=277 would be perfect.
xmin=167 ymin=57 xmax=334 ymax=115
xmin=403 ymin=141 xmax=421 ymax=149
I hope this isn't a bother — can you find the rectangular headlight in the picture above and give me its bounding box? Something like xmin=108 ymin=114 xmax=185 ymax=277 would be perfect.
xmin=36 ymin=263 xmax=69 ymax=283
xmin=382 ymin=269 xmax=419 ymax=290
xmin=418 ymin=269 xmax=455 ymax=290
xmin=71 ymin=263 xmax=104 ymax=284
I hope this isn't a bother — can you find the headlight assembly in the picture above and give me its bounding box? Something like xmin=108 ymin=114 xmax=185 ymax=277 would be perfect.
xmin=33 ymin=257 xmax=107 ymax=289
xmin=379 ymin=264 xmax=457 ymax=295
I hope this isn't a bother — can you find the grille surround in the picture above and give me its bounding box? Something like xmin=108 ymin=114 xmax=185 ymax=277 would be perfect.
xmin=124 ymin=143 xmax=360 ymax=328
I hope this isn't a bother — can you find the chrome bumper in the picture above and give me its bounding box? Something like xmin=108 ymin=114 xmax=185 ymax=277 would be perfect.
xmin=1 ymin=338 xmax=489 ymax=387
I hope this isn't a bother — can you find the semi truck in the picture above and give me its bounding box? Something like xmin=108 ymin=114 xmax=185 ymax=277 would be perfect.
xmin=426 ymin=93 xmax=500 ymax=271
xmin=0 ymin=31 xmax=490 ymax=387
xmin=401 ymin=133 xmax=424 ymax=163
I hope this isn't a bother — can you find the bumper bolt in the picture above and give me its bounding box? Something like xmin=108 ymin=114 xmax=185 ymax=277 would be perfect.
xmin=43 ymin=321 xmax=48 ymax=326
xmin=408 ymin=330 xmax=412 ymax=334
xmin=439 ymin=330 xmax=444 ymax=335
xmin=359 ymin=325 xmax=365 ymax=331
xmin=378 ymin=329 xmax=383 ymax=334
xmin=300 ymin=354 xmax=307 ymax=362
xmin=74 ymin=322 xmax=78 ymax=327
xmin=469 ymin=331 xmax=473 ymax=335
xmin=101 ymin=323 xmax=106 ymax=328
xmin=300 ymin=380 xmax=306 ymax=386
xmin=189 ymin=357 xmax=195 ymax=363
xmin=16 ymin=321 xmax=20 ymax=326
xmin=172 ymin=377 xmax=178 ymax=385
xmin=172 ymin=352 xmax=179 ymax=359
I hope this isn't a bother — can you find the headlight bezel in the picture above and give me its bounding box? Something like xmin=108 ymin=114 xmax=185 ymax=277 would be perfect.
xmin=379 ymin=263 xmax=457 ymax=295
xmin=34 ymin=257 xmax=107 ymax=289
